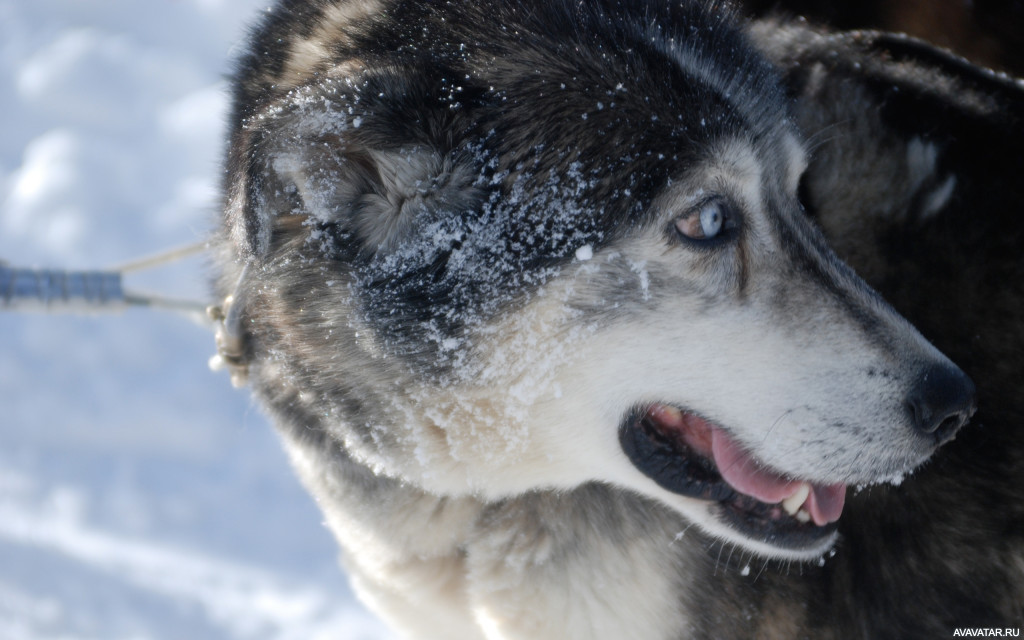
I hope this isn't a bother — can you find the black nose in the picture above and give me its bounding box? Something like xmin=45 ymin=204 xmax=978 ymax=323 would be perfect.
xmin=906 ymin=363 xmax=976 ymax=443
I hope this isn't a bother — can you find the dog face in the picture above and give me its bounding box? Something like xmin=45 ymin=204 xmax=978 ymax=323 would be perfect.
xmin=221 ymin=0 xmax=975 ymax=560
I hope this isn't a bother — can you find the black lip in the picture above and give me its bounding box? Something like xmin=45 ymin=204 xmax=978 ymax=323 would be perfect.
xmin=619 ymin=405 xmax=731 ymax=500
xmin=618 ymin=405 xmax=837 ymax=550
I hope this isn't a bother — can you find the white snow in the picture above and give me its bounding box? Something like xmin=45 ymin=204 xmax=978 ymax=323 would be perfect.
xmin=0 ymin=1 xmax=393 ymax=638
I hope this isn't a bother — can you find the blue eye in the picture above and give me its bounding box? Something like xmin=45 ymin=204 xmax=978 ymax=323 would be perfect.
xmin=698 ymin=201 xmax=724 ymax=238
xmin=675 ymin=199 xmax=730 ymax=241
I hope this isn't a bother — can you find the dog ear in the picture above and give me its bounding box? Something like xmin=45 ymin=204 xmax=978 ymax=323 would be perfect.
xmin=752 ymin=21 xmax=1024 ymax=224
xmin=750 ymin=19 xmax=1024 ymax=297
xmin=225 ymin=71 xmax=484 ymax=260
xmin=751 ymin=20 xmax=1024 ymax=234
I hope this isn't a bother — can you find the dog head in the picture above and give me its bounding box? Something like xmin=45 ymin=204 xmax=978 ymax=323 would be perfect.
xmin=219 ymin=0 xmax=975 ymax=560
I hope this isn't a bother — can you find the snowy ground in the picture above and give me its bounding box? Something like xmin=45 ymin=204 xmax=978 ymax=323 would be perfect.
xmin=0 ymin=1 xmax=393 ymax=638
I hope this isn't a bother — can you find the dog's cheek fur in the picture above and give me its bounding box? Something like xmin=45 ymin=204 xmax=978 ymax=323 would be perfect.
xmin=257 ymin=382 xmax=490 ymax=640
xmin=237 ymin=232 xmax=606 ymax=498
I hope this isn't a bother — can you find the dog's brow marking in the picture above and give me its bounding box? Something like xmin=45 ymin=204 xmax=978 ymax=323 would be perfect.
xmin=703 ymin=140 xmax=764 ymax=299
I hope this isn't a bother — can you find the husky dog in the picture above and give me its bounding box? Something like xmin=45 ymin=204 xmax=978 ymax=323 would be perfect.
xmin=213 ymin=1 xmax=979 ymax=637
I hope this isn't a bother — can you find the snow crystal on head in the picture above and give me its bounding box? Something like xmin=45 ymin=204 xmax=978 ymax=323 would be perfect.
xmin=243 ymin=81 xmax=365 ymax=256
xmin=344 ymin=145 xmax=608 ymax=380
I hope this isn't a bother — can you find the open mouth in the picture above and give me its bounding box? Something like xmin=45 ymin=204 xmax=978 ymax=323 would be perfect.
xmin=619 ymin=404 xmax=847 ymax=551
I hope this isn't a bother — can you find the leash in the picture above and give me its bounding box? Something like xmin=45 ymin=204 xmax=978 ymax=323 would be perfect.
xmin=1 ymin=242 xmax=251 ymax=387
xmin=1 ymin=242 xmax=208 ymax=317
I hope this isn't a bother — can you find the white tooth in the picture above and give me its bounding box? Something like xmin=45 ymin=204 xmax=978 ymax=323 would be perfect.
xmin=795 ymin=509 xmax=811 ymax=523
xmin=659 ymin=405 xmax=683 ymax=421
xmin=782 ymin=482 xmax=811 ymax=516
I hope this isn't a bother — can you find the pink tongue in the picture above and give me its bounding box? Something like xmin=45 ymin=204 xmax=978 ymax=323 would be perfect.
xmin=806 ymin=483 xmax=846 ymax=526
xmin=710 ymin=429 xmax=846 ymax=525
xmin=711 ymin=431 xmax=798 ymax=503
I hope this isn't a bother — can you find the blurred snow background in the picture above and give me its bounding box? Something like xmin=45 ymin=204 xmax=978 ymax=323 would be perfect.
xmin=0 ymin=1 xmax=393 ymax=638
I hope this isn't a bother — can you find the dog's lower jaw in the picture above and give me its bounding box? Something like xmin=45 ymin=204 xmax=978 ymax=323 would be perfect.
xmin=650 ymin=489 xmax=841 ymax=562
